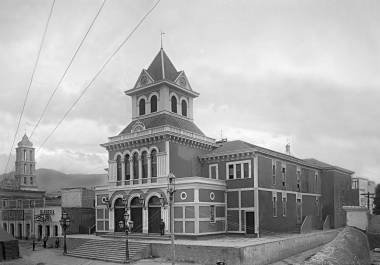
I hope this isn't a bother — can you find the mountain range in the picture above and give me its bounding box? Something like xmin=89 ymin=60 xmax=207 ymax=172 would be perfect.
xmin=1 ymin=168 xmax=107 ymax=192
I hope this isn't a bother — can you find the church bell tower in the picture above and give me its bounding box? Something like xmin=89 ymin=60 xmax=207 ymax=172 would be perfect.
xmin=14 ymin=134 xmax=38 ymax=191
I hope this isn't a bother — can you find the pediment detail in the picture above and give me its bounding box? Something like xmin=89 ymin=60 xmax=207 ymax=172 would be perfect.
xmin=174 ymin=71 xmax=192 ymax=91
xmin=134 ymin=70 xmax=154 ymax=89
xmin=131 ymin=120 xmax=146 ymax=133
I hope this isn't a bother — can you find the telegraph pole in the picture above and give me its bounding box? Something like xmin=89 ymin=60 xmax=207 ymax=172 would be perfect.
xmin=360 ymin=192 xmax=375 ymax=211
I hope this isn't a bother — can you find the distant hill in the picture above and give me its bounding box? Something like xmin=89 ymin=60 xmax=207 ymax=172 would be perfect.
xmin=0 ymin=168 xmax=107 ymax=192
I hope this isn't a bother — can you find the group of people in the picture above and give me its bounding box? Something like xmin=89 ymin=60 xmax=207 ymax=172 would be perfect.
xmin=32 ymin=236 xmax=60 ymax=251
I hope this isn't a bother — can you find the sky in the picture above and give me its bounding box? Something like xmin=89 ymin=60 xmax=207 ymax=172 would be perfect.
xmin=0 ymin=0 xmax=379 ymax=183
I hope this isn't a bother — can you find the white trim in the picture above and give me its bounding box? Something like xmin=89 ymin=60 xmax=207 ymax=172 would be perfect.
xmin=208 ymin=164 xmax=219 ymax=180
xmin=226 ymin=160 xmax=252 ymax=180
xmin=209 ymin=192 xmax=215 ymax=201
xmin=259 ymin=187 xmax=321 ymax=197
xmin=180 ymin=192 xmax=187 ymax=200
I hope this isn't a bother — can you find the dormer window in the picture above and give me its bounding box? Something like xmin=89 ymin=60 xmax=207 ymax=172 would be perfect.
xmin=171 ymin=96 xmax=177 ymax=113
xmin=181 ymin=100 xmax=187 ymax=117
xmin=139 ymin=98 xmax=146 ymax=115
xmin=150 ymin=95 xmax=157 ymax=113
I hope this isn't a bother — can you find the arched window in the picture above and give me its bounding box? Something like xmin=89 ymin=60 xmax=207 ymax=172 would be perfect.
xmin=181 ymin=100 xmax=187 ymax=117
xmin=142 ymin=151 xmax=148 ymax=183
xmin=124 ymin=154 xmax=130 ymax=184
xmin=116 ymin=155 xmax=122 ymax=185
xmin=139 ymin=98 xmax=146 ymax=115
xmin=171 ymin=96 xmax=177 ymax=113
xmin=151 ymin=150 xmax=157 ymax=182
xmin=150 ymin=95 xmax=157 ymax=113
xmin=133 ymin=153 xmax=139 ymax=183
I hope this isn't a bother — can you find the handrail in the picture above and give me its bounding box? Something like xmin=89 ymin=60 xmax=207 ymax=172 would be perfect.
xmin=88 ymin=224 xmax=96 ymax=235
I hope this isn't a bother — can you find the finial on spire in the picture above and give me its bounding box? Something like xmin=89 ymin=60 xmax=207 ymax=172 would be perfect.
xmin=160 ymin=31 xmax=165 ymax=49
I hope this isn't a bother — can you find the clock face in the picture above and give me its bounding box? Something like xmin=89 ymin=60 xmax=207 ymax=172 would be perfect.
xmin=140 ymin=75 xmax=148 ymax=85
xmin=179 ymin=77 xmax=186 ymax=87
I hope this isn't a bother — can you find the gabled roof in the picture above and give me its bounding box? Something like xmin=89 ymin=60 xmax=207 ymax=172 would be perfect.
xmin=119 ymin=113 xmax=205 ymax=136
xmin=146 ymin=48 xmax=180 ymax=82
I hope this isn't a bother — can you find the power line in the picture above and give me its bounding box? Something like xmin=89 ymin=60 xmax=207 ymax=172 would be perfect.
xmin=37 ymin=0 xmax=161 ymax=151
xmin=3 ymin=0 xmax=56 ymax=174
xmin=30 ymin=0 xmax=108 ymax=139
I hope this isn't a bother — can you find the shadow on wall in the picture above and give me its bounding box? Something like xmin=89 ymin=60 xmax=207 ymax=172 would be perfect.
xmin=305 ymin=226 xmax=370 ymax=265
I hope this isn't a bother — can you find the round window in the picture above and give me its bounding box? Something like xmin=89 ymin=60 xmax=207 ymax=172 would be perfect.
xmin=180 ymin=192 xmax=187 ymax=200
xmin=210 ymin=192 xmax=215 ymax=201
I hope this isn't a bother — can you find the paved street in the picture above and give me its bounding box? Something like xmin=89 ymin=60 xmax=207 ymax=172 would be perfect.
xmin=1 ymin=242 xmax=201 ymax=265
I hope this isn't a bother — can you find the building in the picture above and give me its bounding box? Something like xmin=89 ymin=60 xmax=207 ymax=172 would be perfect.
xmin=352 ymin=177 xmax=376 ymax=213
xmin=305 ymin=159 xmax=358 ymax=228
xmin=33 ymin=188 xmax=95 ymax=239
xmin=0 ymin=135 xmax=96 ymax=239
xmin=94 ymin=48 xmax=360 ymax=236
xmin=0 ymin=134 xmax=45 ymax=239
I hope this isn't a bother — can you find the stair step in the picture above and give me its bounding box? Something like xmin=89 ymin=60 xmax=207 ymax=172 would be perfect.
xmin=67 ymin=238 xmax=150 ymax=263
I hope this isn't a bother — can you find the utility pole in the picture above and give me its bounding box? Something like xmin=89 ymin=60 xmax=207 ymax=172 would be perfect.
xmin=360 ymin=192 xmax=375 ymax=211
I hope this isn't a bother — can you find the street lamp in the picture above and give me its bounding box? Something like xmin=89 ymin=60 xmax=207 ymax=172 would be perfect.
xmin=167 ymin=173 xmax=176 ymax=265
xmin=118 ymin=210 xmax=132 ymax=262
xmin=59 ymin=211 xmax=71 ymax=255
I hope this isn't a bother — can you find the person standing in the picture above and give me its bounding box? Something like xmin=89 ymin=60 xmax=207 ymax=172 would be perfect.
xmin=160 ymin=219 xmax=165 ymax=236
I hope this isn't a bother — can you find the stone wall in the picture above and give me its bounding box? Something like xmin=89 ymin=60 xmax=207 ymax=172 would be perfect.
xmin=305 ymin=227 xmax=370 ymax=265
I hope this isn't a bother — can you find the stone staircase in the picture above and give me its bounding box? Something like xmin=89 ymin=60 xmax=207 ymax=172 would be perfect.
xmin=102 ymin=232 xmax=170 ymax=241
xmin=67 ymin=238 xmax=150 ymax=263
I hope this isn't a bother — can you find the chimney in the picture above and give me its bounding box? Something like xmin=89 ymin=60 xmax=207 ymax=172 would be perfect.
xmin=285 ymin=143 xmax=291 ymax=155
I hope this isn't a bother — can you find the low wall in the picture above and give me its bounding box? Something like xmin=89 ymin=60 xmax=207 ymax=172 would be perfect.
xmin=368 ymin=214 xmax=380 ymax=233
xmin=152 ymin=230 xmax=339 ymax=265
xmin=305 ymin=226 xmax=370 ymax=265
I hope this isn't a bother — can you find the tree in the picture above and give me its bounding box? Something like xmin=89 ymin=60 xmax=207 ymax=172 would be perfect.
xmin=372 ymin=184 xmax=380 ymax=215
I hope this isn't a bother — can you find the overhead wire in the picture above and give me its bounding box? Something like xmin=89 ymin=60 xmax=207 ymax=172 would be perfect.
xmin=37 ymin=0 xmax=161 ymax=152
xmin=29 ymin=0 xmax=108 ymax=139
xmin=3 ymin=0 xmax=56 ymax=174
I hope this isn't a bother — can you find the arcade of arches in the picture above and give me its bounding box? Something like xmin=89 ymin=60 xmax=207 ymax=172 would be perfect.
xmin=112 ymin=194 xmax=168 ymax=234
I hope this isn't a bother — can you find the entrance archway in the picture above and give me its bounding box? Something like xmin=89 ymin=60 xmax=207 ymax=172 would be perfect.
xmin=148 ymin=196 xmax=161 ymax=234
xmin=130 ymin=197 xmax=143 ymax=233
xmin=18 ymin=223 xmax=22 ymax=239
xmin=114 ymin=198 xmax=125 ymax=232
xmin=45 ymin=225 xmax=50 ymax=237
xmin=38 ymin=225 xmax=42 ymax=240
xmin=10 ymin=223 xmax=14 ymax=237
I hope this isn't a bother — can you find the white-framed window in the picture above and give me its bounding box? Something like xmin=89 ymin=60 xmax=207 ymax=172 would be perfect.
xmin=1 ymin=199 xmax=7 ymax=208
xmin=352 ymin=179 xmax=359 ymax=189
xmin=281 ymin=163 xmax=286 ymax=187
xmin=272 ymin=192 xmax=277 ymax=217
xmin=282 ymin=192 xmax=287 ymax=217
xmin=315 ymin=172 xmax=318 ymax=192
xmin=296 ymin=167 xmax=301 ymax=191
xmin=226 ymin=160 xmax=252 ymax=180
xmin=272 ymin=160 xmax=276 ymax=185
xmin=209 ymin=164 xmax=219 ymax=179
xmin=210 ymin=205 xmax=216 ymax=223
xmin=23 ymin=177 xmax=27 ymax=184
xmin=17 ymin=199 xmax=22 ymax=208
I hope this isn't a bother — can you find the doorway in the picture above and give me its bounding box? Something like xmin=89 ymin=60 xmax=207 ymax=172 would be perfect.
xmin=38 ymin=225 xmax=43 ymax=240
xmin=18 ymin=223 xmax=22 ymax=239
xmin=245 ymin=212 xmax=255 ymax=234
xmin=130 ymin=197 xmax=143 ymax=233
xmin=10 ymin=223 xmax=15 ymax=237
xmin=114 ymin=198 xmax=125 ymax=232
xmin=148 ymin=196 xmax=161 ymax=234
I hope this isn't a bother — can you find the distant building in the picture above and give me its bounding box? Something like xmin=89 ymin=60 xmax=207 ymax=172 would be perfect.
xmin=0 ymin=135 xmax=95 ymax=239
xmin=0 ymin=134 xmax=45 ymax=239
xmin=95 ymin=48 xmax=357 ymax=236
xmin=352 ymin=177 xmax=376 ymax=213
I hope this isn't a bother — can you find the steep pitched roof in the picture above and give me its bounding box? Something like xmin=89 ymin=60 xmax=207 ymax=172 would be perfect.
xmin=119 ymin=113 xmax=205 ymax=136
xmin=18 ymin=134 xmax=33 ymax=147
xmin=146 ymin=48 xmax=180 ymax=82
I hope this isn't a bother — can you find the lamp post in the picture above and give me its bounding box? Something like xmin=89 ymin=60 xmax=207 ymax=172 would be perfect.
xmin=59 ymin=211 xmax=71 ymax=255
xmin=167 ymin=173 xmax=176 ymax=265
xmin=119 ymin=210 xmax=131 ymax=262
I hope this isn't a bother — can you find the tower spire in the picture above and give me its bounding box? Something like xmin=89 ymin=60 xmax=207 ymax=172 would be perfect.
xmin=160 ymin=31 xmax=165 ymax=49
